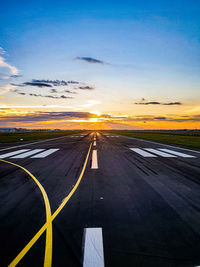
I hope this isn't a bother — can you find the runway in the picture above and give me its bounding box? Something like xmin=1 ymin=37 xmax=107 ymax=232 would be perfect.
xmin=0 ymin=132 xmax=200 ymax=267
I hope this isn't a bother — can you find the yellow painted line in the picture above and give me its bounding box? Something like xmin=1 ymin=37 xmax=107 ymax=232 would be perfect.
xmin=7 ymin=142 xmax=92 ymax=266
xmin=0 ymin=159 xmax=52 ymax=267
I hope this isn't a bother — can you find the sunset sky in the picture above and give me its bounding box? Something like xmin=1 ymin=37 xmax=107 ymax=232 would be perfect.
xmin=0 ymin=0 xmax=200 ymax=129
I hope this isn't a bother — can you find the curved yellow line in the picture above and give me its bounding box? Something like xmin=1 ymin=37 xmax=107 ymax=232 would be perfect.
xmin=0 ymin=159 xmax=52 ymax=267
xmin=7 ymin=142 xmax=92 ymax=266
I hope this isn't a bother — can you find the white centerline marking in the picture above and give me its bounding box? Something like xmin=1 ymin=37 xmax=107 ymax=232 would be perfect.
xmin=91 ymin=150 xmax=98 ymax=169
xmin=93 ymin=141 xmax=96 ymax=146
xmin=31 ymin=149 xmax=59 ymax=158
xmin=83 ymin=228 xmax=104 ymax=267
xmin=159 ymin=148 xmax=196 ymax=158
xmin=0 ymin=149 xmax=30 ymax=159
xmin=130 ymin=148 xmax=157 ymax=157
xmin=145 ymin=148 xmax=176 ymax=157
xmin=11 ymin=149 xmax=45 ymax=158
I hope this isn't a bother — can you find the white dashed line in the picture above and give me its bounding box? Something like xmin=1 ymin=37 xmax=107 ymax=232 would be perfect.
xmin=130 ymin=148 xmax=157 ymax=157
xmin=31 ymin=149 xmax=59 ymax=158
xmin=91 ymin=150 xmax=98 ymax=169
xmin=93 ymin=141 xmax=96 ymax=146
xmin=0 ymin=149 xmax=30 ymax=159
xmin=83 ymin=228 xmax=104 ymax=267
xmin=144 ymin=148 xmax=176 ymax=158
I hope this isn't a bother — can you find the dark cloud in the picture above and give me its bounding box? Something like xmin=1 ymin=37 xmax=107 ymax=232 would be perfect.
xmin=154 ymin=117 xmax=166 ymax=120
xmin=18 ymin=92 xmax=26 ymax=95
xmin=163 ymin=102 xmax=182 ymax=105
xmin=134 ymin=101 xmax=182 ymax=105
xmin=11 ymin=82 xmax=52 ymax=87
xmin=63 ymin=90 xmax=77 ymax=94
xmin=10 ymin=75 xmax=23 ymax=78
xmin=135 ymin=101 xmax=161 ymax=105
xmin=13 ymin=90 xmax=73 ymax=99
xmin=75 ymin=57 xmax=104 ymax=64
xmin=32 ymin=79 xmax=80 ymax=86
xmin=28 ymin=93 xmax=73 ymax=99
xmin=23 ymin=82 xmax=52 ymax=87
xmin=77 ymin=86 xmax=94 ymax=90
xmin=50 ymin=88 xmax=77 ymax=94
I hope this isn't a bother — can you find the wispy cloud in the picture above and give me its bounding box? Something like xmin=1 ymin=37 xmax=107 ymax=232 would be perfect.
xmin=0 ymin=55 xmax=19 ymax=77
xmin=13 ymin=90 xmax=73 ymax=99
xmin=75 ymin=57 xmax=105 ymax=64
xmin=28 ymin=93 xmax=73 ymax=99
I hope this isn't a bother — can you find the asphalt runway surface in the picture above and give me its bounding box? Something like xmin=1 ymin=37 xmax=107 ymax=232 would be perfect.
xmin=0 ymin=132 xmax=200 ymax=267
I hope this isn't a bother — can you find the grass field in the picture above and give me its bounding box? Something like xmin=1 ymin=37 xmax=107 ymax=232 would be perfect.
xmin=0 ymin=130 xmax=83 ymax=143
xmin=107 ymin=130 xmax=200 ymax=149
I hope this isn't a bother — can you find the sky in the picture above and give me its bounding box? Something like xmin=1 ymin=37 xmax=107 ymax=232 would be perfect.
xmin=0 ymin=0 xmax=200 ymax=129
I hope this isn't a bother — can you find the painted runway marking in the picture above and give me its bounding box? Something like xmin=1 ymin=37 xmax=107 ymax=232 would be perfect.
xmin=31 ymin=149 xmax=59 ymax=158
xmin=83 ymin=228 xmax=104 ymax=267
xmin=93 ymin=141 xmax=96 ymax=146
xmin=91 ymin=150 xmax=98 ymax=169
xmin=145 ymin=148 xmax=176 ymax=157
xmin=0 ymin=149 xmax=30 ymax=159
xmin=159 ymin=148 xmax=196 ymax=158
xmin=11 ymin=149 xmax=45 ymax=158
xmin=0 ymin=159 xmax=53 ymax=267
xmin=8 ymin=143 xmax=92 ymax=267
xmin=130 ymin=148 xmax=157 ymax=157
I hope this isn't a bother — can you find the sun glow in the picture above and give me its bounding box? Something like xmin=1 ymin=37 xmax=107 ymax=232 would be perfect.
xmin=91 ymin=110 xmax=101 ymax=116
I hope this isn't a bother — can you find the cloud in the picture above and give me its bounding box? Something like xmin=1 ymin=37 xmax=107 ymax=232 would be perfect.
xmin=77 ymin=86 xmax=94 ymax=90
xmin=75 ymin=57 xmax=105 ymax=64
xmin=0 ymin=47 xmax=6 ymax=55
xmin=134 ymin=101 xmax=182 ymax=105
xmin=0 ymin=56 xmax=18 ymax=76
xmin=28 ymin=93 xmax=73 ymax=99
xmin=154 ymin=116 xmax=166 ymax=120
xmin=163 ymin=102 xmax=182 ymax=105
xmin=63 ymin=89 xmax=77 ymax=94
xmin=10 ymin=74 xmax=23 ymax=78
xmin=13 ymin=90 xmax=73 ymax=99
xmin=0 ymin=111 xmax=94 ymax=122
xmin=32 ymin=79 xmax=79 ymax=86
xmin=11 ymin=82 xmax=52 ymax=88
xmin=11 ymin=79 xmax=81 ymax=89
xmin=23 ymin=82 xmax=52 ymax=87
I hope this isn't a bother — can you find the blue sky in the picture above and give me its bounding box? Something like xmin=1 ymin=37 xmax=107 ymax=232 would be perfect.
xmin=0 ymin=0 xmax=200 ymax=129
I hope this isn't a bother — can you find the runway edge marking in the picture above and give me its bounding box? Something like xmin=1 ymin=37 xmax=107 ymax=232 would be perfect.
xmin=7 ymin=142 xmax=92 ymax=266
xmin=0 ymin=159 xmax=52 ymax=267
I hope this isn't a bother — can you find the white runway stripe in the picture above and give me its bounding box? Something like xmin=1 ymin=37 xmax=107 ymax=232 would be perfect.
xmin=0 ymin=149 xmax=30 ymax=159
xmin=130 ymin=148 xmax=157 ymax=157
xmin=159 ymin=148 xmax=196 ymax=158
xmin=145 ymin=148 xmax=176 ymax=157
xmin=93 ymin=141 xmax=96 ymax=146
xmin=11 ymin=149 xmax=45 ymax=158
xmin=31 ymin=149 xmax=59 ymax=158
xmin=83 ymin=228 xmax=104 ymax=267
xmin=91 ymin=150 xmax=98 ymax=169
